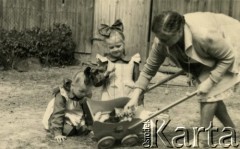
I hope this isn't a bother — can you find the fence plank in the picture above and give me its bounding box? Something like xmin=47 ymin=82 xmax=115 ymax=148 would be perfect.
xmin=0 ymin=0 xmax=2 ymax=28
xmin=76 ymin=0 xmax=94 ymax=54
xmin=1 ymin=0 xmax=6 ymax=29
xmin=6 ymin=0 xmax=14 ymax=30
xmin=232 ymin=0 xmax=240 ymax=20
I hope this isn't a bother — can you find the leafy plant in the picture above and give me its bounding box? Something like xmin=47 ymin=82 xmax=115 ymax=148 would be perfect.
xmin=0 ymin=23 xmax=76 ymax=69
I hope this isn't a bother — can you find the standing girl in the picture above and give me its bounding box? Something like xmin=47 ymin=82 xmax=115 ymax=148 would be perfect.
xmin=94 ymin=19 xmax=142 ymax=102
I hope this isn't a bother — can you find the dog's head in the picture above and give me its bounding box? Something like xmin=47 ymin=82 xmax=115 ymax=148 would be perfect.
xmin=63 ymin=67 xmax=93 ymax=99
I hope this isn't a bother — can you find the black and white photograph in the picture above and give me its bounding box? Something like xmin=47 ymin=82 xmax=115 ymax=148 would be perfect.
xmin=0 ymin=0 xmax=240 ymax=148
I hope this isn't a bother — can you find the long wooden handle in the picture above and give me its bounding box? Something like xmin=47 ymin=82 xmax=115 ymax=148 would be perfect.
xmin=145 ymin=70 xmax=185 ymax=93
xmin=128 ymin=91 xmax=198 ymax=130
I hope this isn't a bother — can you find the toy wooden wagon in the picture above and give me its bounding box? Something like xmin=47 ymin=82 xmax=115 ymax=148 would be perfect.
xmin=82 ymin=97 xmax=144 ymax=149
xmin=82 ymin=70 xmax=197 ymax=149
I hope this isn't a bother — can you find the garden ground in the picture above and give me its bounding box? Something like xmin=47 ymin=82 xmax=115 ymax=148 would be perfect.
xmin=0 ymin=66 xmax=239 ymax=149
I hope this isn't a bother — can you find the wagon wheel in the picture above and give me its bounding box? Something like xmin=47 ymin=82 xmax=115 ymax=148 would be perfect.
xmin=121 ymin=134 xmax=138 ymax=147
xmin=137 ymin=132 xmax=144 ymax=142
xmin=97 ymin=136 xmax=115 ymax=149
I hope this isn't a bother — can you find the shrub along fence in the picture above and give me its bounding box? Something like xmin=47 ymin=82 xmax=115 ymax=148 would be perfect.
xmin=0 ymin=24 xmax=76 ymax=68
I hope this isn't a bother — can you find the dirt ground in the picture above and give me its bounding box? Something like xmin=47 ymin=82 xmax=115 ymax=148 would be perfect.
xmin=0 ymin=66 xmax=239 ymax=149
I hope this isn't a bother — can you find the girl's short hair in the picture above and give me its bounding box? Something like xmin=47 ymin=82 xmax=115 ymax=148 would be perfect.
xmin=152 ymin=11 xmax=185 ymax=34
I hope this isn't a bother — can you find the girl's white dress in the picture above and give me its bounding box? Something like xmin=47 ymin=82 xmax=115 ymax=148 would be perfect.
xmin=96 ymin=53 xmax=141 ymax=101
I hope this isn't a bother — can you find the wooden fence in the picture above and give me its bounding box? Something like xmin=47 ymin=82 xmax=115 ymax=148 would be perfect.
xmin=1 ymin=0 xmax=240 ymax=63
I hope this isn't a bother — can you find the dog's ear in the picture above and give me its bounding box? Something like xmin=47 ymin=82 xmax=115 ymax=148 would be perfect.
xmin=84 ymin=67 xmax=92 ymax=86
xmin=84 ymin=67 xmax=91 ymax=76
xmin=63 ymin=78 xmax=72 ymax=91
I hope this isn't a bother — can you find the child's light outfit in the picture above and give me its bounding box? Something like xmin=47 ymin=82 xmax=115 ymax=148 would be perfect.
xmin=42 ymin=87 xmax=87 ymax=136
xmin=96 ymin=53 xmax=141 ymax=101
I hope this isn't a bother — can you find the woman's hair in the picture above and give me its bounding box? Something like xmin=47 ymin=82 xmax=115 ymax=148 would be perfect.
xmin=152 ymin=11 xmax=185 ymax=34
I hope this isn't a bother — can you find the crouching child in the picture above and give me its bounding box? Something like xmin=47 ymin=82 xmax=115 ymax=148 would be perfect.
xmin=42 ymin=67 xmax=94 ymax=143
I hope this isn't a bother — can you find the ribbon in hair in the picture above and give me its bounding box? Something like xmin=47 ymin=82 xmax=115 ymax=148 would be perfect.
xmin=98 ymin=19 xmax=124 ymax=37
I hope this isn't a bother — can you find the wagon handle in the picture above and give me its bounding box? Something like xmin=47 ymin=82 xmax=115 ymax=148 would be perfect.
xmin=145 ymin=70 xmax=185 ymax=93
xmin=128 ymin=90 xmax=198 ymax=130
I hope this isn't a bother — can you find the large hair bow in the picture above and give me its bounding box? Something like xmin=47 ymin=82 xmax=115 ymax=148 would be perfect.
xmin=98 ymin=19 xmax=124 ymax=37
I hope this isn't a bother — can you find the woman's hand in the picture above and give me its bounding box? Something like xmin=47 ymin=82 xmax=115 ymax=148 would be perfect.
xmin=124 ymin=88 xmax=143 ymax=114
xmin=54 ymin=135 xmax=67 ymax=143
xmin=197 ymin=78 xmax=215 ymax=95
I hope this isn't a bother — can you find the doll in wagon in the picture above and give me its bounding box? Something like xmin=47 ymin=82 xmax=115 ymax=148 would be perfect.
xmin=91 ymin=19 xmax=169 ymax=129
